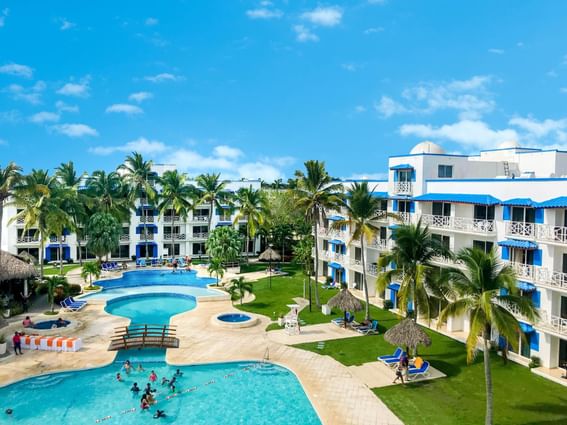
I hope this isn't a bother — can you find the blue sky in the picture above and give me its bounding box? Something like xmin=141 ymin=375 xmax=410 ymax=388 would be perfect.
xmin=1 ymin=1 xmax=567 ymax=181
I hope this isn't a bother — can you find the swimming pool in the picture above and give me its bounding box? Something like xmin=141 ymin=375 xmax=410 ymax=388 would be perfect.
xmin=217 ymin=313 xmax=252 ymax=323
xmin=105 ymin=293 xmax=197 ymax=325
xmin=96 ymin=269 xmax=217 ymax=290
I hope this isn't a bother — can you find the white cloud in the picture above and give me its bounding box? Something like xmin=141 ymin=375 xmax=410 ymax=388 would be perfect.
xmin=128 ymin=91 xmax=153 ymax=103
xmin=509 ymin=116 xmax=567 ymax=140
xmin=144 ymin=73 xmax=183 ymax=83
xmin=29 ymin=111 xmax=60 ymax=124
xmin=378 ymin=75 xmax=494 ymax=119
xmin=293 ymin=25 xmax=319 ymax=43
xmin=213 ymin=145 xmax=243 ymax=159
xmin=400 ymin=120 xmax=518 ymax=149
xmin=341 ymin=63 xmax=360 ymax=72
xmin=488 ymin=48 xmax=504 ymax=55
xmin=55 ymin=100 xmax=79 ymax=113
xmin=0 ymin=63 xmax=33 ymax=78
xmin=560 ymin=88 xmax=567 ymax=94
xmin=246 ymin=8 xmax=283 ymax=19
xmin=5 ymin=81 xmax=45 ymax=104
xmin=105 ymin=103 xmax=144 ymax=115
xmin=237 ymin=162 xmax=282 ymax=181
xmin=57 ymin=78 xmax=90 ymax=98
xmin=342 ymin=172 xmax=388 ymax=180
xmin=59 ymin=18 xmax=76 ymax=31
xmin=0 ymin=8 xmax=9 ymax=28
xmin=145 ymin=17 xmax=159 ymax=26
xmin=364 ymin=27 xmax=384 ymax=34
xmin=354 ymin=105 xmax=367 ymax=113
xmin=301 ymin=6 xmax=343 ymax=27
xmin=90 ymin=137 xmax=166 ymax=155
xmin=51 ymin=123 xmax=98 ymax=138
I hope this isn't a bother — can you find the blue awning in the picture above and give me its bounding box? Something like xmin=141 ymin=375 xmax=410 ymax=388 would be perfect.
xmin=389 ymin=195 xmax=412 ymax=200
xmin=328 ymin=262 xmax=343 ymax=270
xmin=136 ymin=241 xmax=157 ymax=246
xmin=371 ymin=191 xmax=388 ymax=198
xmin=388 ymin=224 xmax=400 ymax=230
xmin=329 ymin=239 xmax=345 ymax=245
xmin=497 ymin=239 xmax=538 ymax=249
xmin=390 ymin=164 xmax=414 ymax=170
xmin=328 ymin=215 xmax=345 ymax=221
xmin=388 ymin=283 xmax=401 ymax=291
xmin=216 ymin=221 xmax=232 ymax=227
xmin=501 ymin=198 xmax=538 ymax=207
xmin=413 ymin=193 xmax=500 ymax=206
xmin=537 ymin=196 xmax=567 ymax=208
xmin=519 ymin=322 xmax=534 ymax=333
xmin=517 ymin=281 xmax=536 ymax=292
xmin=135 ymin=224 xmax=158 ymax=234
xmin=46 ymin=244 xmax=69 ymax=248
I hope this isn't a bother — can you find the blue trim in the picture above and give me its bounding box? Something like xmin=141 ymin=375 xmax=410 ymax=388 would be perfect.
xmin=533 ymin=249 xmax=542 ymax=266
xmin=409 ymin=202 xmax=415 ymax=213
xmin=503 ymin=206 xmax=511 ymax=221
xmin=413 ymin=193 xmax=500 ymax=206
xmin=390 ymin=163 xmax=414 ymax=170
xmin=216 ymin=221 xmax=232 ymax=227
xmin=46 ymin=243 xmax=70 ymax=248
xmin=329 ymin=262 xmax=343 ymax=270
xmin=388 ymin=283 xmax=401 ymax=291
xmin=371 ymin=191 xmax=388 ymax=198
xmin=532 ymin=290 xmax=541 ymax=308
xmin=501 ymin=246 xmax=509 ymax=260
xmin=389 ymin=288 xmax=397 ymax=305
xmin=519 ymin=322 xmax=534 ymax=333
xmin=530 ymin=331 xmax=540 ymax=351
xmin=502 ymin=198 xmax=538 ymax=207
xmin=327 ymin=215 xmax=345 ymax=221
xmin=497 ymin=240 xmax=538 ymax=249
xmin=392 ymin=200 xmax=398 ymax=212
xmin=538 ymin=196 xmax=567 ymax=208
xmin=535 ymin=208 xmax=544 ymax=223
xmin=329 ymin=239 xmax=345 ymax=245
xmin=135 ymin=224 xmax=158 ymax=234
xmin=517 ymin=281 xmax=536 ymax=292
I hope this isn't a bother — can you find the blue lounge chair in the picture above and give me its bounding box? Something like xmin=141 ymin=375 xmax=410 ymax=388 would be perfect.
xmin=60 ymin=297 xmax=86 ymax=312
xmin=137 ymin=258 xmax=146 ymax=268
xmin=377 ymin=347 xmax=403 ymax=362
xmin=332 ymin=312 xmax=354 ymax=326
xmin=356 ymin=320 xmax=379 ymax=335
xmin=407 ymin=361 xmax=430 ymax=380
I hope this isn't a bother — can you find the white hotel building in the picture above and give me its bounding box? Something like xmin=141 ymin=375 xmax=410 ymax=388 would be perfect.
xmin=1 ymin=164 xmax=261 ymax=262
xmin=315 ymin=140 xmax=567 ymax=373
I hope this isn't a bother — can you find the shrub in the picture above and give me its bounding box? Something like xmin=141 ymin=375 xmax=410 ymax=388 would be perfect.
xmin=131 ymin=255 xmax=137 ymax=261
xmin=383 ymin=299 xmax=394 ymax=310
xmin=8 ymin=303 xmax=24 ymax=317
xmin=325 ymin=276 xmax=333 ymax=284
xmin=529 ymin=356 xmax=541 ymax=369
xmin=68 ymin=284 xmax=82 ymax=296
xmin=0 ymin=334 xmax=6 ymax=344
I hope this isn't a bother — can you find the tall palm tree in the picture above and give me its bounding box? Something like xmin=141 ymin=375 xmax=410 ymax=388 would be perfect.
xmin=119 ymin=153 xmax=156 ymax=259
xmin=81 ymin=261 xmax=101 ymax=289
xmin=157 ymin=170 xmax=194 ymax=258
xmin=331 ymin=182 xmax=396 ymax=321
xmin=195 ymin=173 xmax=229 ymax=232
xmin=46 ymin=185 xmax=75 ymax=275
xmin=86 ymin=170 xmax=131 ymax=221
xmin=233 ymin=186 xmax=267 ymax=262
xmin=439 ymin=248 xmax=538 ymax=425
xmin=0 ymin=162 xmax=22 ymax=256
xmin=377 ymin=219 xmax=449 ymax=321
xmin=227 ymin=276 xmax=254 ymax=305
xmin=294 ymin=160 xmax=343 ymax=306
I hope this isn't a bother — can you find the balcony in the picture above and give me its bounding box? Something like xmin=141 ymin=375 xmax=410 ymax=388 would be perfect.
xmin=537 ymin=311 xmax=567 ymax=337
xmin=119 ymin=234 xmax=130 ymax=242
xmin=140 ymin=215 xmax=155 ymax=223
xmin=398 ymin=212 xmax=413 ymax=224
xmin=164 ymin=233 xmax=186 ymax=241
xmin=16 ymin=217 xmax=24 ymax=224
xmin=317 ymin=227 xmax=348 ymax=240
xmin=421 ymin=214 xmax=495 ymax=234
xmin=505 ymin=221 xmax=535 ymax=238
xmin=191 ymin=215 xmax=209 ymax=223
xmin=393 ymin=181 xmax=412 ymax=195
xmin=321 ymin=250 xmax=346 ymax=263
xmin=367 ymin=263 xmax=379 ymax=276
xmin=16 ymin=236 xmax=39 ymax=243
xmin=138 ymin=233 xmax=155 ymax=241
xmin=191 ymin=232 xmax=209 ymax=239
xmin=350 ymin=258 xmax=363 ymax=271
xmin=506 ymin=261 xmax=535 ymax=281
xmin=534 ymin=223 xmax=567 ymax=245
xmin=534 ymin=268 xmax=567 ymax=293
xmin=367 ymin=238 xmax=389 ymax=251
xmin=431 ymin=256 xmax=463 ymax=268
xmin=497 ymin=299 xmax=535 ymax=324
xmin=163 ymin=215 xmax=181 ymax=223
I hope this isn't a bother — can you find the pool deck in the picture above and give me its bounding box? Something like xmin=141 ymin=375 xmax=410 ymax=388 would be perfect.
xmin=0 ymin=266 xmax=402 ymax=425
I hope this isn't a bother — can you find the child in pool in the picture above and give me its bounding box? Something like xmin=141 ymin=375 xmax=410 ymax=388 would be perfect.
xmin=131 ymin=383 xmax=140 ymax=393
xmin=161 ymin=377 xmax=169 ymax=386
xmin=116 ymin=373 xmax=122 ymax=382
xmin=149 ymin=371 xmax=157 ymax=382
xmin=175 ymin=369 xmax=183 ymax=377
xmin=140 ymin=394 xmax=150 ymax=410
xmin=137 ymin=364 xmax=144 ymax=372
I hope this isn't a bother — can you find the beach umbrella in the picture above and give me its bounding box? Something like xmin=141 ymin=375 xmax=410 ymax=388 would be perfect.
xmin=384 ymin=318 xmax=431 ymax=354
xmin=327 ymin=287 xmax=362 ymax=328
xmin=259 ymin=246 xmax=281 ymax=289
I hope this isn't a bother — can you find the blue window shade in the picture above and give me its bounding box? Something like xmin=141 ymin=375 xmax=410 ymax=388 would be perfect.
xmin=62 ymin=228 xmax=70 ymax=236
xmin=409 ymin=202 xmax=415 ymax=213
xmin=533 ymin=249 xmax=542 ymax=266
xmin=530 ymin=331 xmax=540 ymax=351
xmin=535 ymin=208 xmax=544 ymax=224
xmin=500 ymin=288 xmax=509 ymax=296
xmin=63 ymin=246 xmax=70 ymax=260
xmin=501 ymin=246 xmax=509 ymax=260
xmin=341 ymin=245 xmax=346 ymax=254
xmin=411 ymin=169 xmax=416 ymax=182
xmin=498 ymin=336 xmax=507 ymax=349
xmin=340 ymin=224 xmax=346 ymax=231
xmin=390 ymin=289 xmax=397 ymax=306
xmin=393 ymin=171 xmax=398 ymax=182
xmin=532 ymin=290 xmax=541 ymax=308
xmin=393 ymin=200 xmax=398 ymax=212
xmin=390 ymin=261 xmax=397 ymax=270
xmin=503 ymin=206 xmax=511 ymax=221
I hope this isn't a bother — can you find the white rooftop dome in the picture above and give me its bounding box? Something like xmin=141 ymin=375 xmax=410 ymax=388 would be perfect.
xmin=498 ymin=140 xmax=520 ymax=149
xmin=410 ymin=141 xmax=445 ymax=155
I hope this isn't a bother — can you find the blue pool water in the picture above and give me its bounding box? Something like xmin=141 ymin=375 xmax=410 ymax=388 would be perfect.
xmin=0 ymin=272 xmax=321 ymax=424
xmin=97 ymin=269 xmax=217 ymax=289
xmin=217 ymin=313 xmax=252 ymax=323
xmin=32 ymin=319 xmax=70 ymax=329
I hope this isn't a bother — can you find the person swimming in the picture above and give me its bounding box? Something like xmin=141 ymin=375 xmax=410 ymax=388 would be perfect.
xmin=131 ymin=383 xmax=140 ymax=393
xmin=153 ymin=409 xmax=166 ymax=419
xmin=161 ymin=377 xmax=169 ymax=386
xmin=5 ymin=409 xmax=13 ymax=415
xmin=145 ymin=383 xmax=156 ymax=395
xmin=56 ymin=317 xmax=66 ymax=327
xmin=140 ymin=394 xmax=150 ymax=410
xmin=22 ymin=316 xmax=33 ymax=328
xmin=116 ymin=373 xmax=122 ymax=382
xmin=149 ymin=370 xmax=157 ymax=382
xmin=137 ymin=363 xmax=144 ymax=372
xmin=174 ymin=369 xmax=183 ymax=377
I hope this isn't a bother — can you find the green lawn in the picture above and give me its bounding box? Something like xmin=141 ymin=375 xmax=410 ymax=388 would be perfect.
xmin=41 ymin=264 xmax=81 ymax=276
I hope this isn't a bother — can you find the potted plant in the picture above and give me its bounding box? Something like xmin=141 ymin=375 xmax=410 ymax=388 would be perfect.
xmin=0 ymin=334 xmax=7 ymax=355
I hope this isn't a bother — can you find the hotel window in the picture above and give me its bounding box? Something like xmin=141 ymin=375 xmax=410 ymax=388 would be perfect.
xmin=378 ymin=199 xmax=388 ymax=211
xmin=379 ymin=226 xmax=387 ymax=240
xmin=431 ymin=233 xmax=450 ymax=250
xmin=323 ymin=240 xmax=329 ymax=251
xmin=192 ymin=242 xmax=206 ymax=255
xmin=438 ymin=165 xmax=453 ymax=178
xmin=473 ymin=240 xmax=494 ymax=254
xmin=398 ymin=200 xmax=412 ymax=213
xmin=432 ymin=202 xmax=451 ymax=217
xmin=512 ymin=207 xmax=535 ymax=223
xmin=397 ymin=170 xmax=412 ymax=182
xmin=474 ymin=205 xmax=495 ymax=220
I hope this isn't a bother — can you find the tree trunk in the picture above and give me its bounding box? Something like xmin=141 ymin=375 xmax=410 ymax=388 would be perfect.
xmin=144 ymin=206 xmax=149 ymax=259
xmin=171 ymin=213 xmax=176 ymax=260
xmin=411 ymin=268 xmax=418 ymax=323
xmin=360 ymin=235 xmax=370 ymax=321
xmin=59 ymin=234 xmax=63 ymax=275
xmin=313 ymin=214 xmax=321 ymax=306
xmin=483 ymin=334 xmax=494 ymax=425
xmin=77 ymin=238 xmax=83 ymax=266
xmin=39 ymin=235 xmax=45 ymax=280
xmin=208 ymin=200 xmax=214 ymax=233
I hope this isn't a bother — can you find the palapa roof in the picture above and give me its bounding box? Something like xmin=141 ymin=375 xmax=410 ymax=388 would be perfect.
xmin=384 ymin=318 xmax=432 ymax=349
xmin=327 ymin=288 xmax=363 ymax=312
xmin=0 ymin=250 xmax=38 ymax=282
xmin=259 ymin=247 xmax=281 ymax=261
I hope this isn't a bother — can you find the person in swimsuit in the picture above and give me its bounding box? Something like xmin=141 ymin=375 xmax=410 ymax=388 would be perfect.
xmin=149 ymin=370 xmax=157 ymax=382
xmin=140 ymin=394 xmax=150 ymax=410
xmin=131 ymin=382 xmax=140 ymax=393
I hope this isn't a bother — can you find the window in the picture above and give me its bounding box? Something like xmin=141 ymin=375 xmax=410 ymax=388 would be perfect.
xmin=432 ymin=202 xmax=451 ymax=217
xmin=512 ymin=207 xmax=535 ymax=223
xmin=379 ymin=226 xmax=387 ymax=240
xmin=432 ymin=233 xmax=450 ymax=249
xmin=398 ymin=200 xmax=411 ymax=213
xmin=111 ymin=245 xmax=130 ymax=258
xmin=354 ymin=272 xmax=363 ymax=290
xmin=397 ymin=170 xmax=412 ymax=182
xmin=163 ymin=243 xmax=180 ymax=256
xmin=323 ymin=240 xmax=329 ymax=251
xmin=473 ymin=240 xmax=494 ymax=254
xmin=378 ymin=199 xmax=388 ymax=212
xmin=192 ymin=242 xmax=206 ymax=255
xmin=438 ymin=165 xmax=453 ymax=178
xmin=474 ymin=205 xmax=495 ymax=220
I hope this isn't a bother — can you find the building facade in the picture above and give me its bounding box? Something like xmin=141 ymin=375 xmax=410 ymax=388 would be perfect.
xmin=1 ymin=164 xmax=261 ymax=263
xmin=314 ymin=141 xmax=567 ymax=371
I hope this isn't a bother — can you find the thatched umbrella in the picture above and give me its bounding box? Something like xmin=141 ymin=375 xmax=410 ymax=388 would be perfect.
xmin=17 ymin=251 xmax=37 ymax=265
xmin=384 ymin=318 xmax=431 ymax=354
xmin=0 ymin=250 xmax=38 ymax=282
xmin=259 ymin=246 xmax=281 ymax=289
xmin=327 ymin=287 xmax=362 ymax=328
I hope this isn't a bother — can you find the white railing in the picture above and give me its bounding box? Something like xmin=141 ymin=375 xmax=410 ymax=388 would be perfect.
xmin=192 ymin=232 xmax=209 ymax=239
xmin=497 ymin=299 xmax=534 ymax=323
xmin=350 ymin=258 xmax=363 ymax=270
xmin=17 ymin=236 xmax=39 ymax=243
xmin=163 ymin=215 xmax=180 ymax=222
xmin=119 ymin=234 xmax=130 ymax=242
xmin=164 ymin=233 xmax=186 ymax=240
xmin=506 ymin=261 xmax=535 ymax=280
xmin=16 ymin=217 xmax=24 ymax=224
xmin=321 ymin=250 xmax=346 ymax=263
xmin=538 ymin=311 xmax=567 ymax=336
xmin=367 ymin=238 xmax=389 ymax=251
xmin=393 ymin=181 xmax=413 ymax=194
xmin=218 ymin=215 xmax=232 ymax=222
xmin=534 ymin=268 xmax=567 ymax=292
xmin=398 ymin=212 xmax=413 ymax=224
xmin=421 ymin=214 xmax=495 ymax=234
xmin=367 ymin=264 xmax=379 ymax=276
xmin=535 ymin=223 xmax=567 ymax=245
xmin=139 ymin=233 xmax=155 ymax=241
xmin=431 ymin=256 xmax=463 ymax=267
xmin=140 ymin=215 xmax=155 ymax=223
xmin=505 ymin=221 xmax=535 ymax=238
xmin=191 ymin=215 xmax=209 ymax=222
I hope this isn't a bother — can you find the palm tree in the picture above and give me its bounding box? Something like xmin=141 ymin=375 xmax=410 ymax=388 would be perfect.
xmin=81 ymin=261 xmax=101 ymax=289
xmin=44 ymin=275 xmax=68 ymax=312
xmin=119 ymin=153 xmax=156 ymax=259
xmin=157 ymin=170 xmax=194 ymax=258
xmin=294 ymin=160 xmax=343 ymax=306
xmin=195 ymin=173 xmax=229 ymax=232
xmin=439 ymin=248 xmax=538 ymax=425
xmin=86 ymin=170 xmax=131 ymax=221
xmin=377 ymin=219 xmax=449 ymax=322
xmin=331 ymin=182 xmax=396 ymax=321
xmin=227 ymin=276 xmax=253 ymax=305
xmin=46 ymin=187 xmax=74 ymax=276
xmin=86 ymin=212 xmax=121 ymax=261
xmin=208 ymin=258 xmax=225 ymax=286
xmin=0 ymin=162 xmax=22 ymax=257
xmin=205 ymin=226 xmax=242 ymax=265
xmin=233 ymin=186 xmax=267 ymax=262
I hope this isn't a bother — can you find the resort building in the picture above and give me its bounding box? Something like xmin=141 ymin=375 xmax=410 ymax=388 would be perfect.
xmin=314 ymin=140 xmax=567 ymax=372
xmin=1 ymin=164 xmax=261 ymax=262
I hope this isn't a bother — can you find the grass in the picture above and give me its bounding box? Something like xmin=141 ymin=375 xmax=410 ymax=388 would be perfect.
xmin=41 ymin=264 xmax=81 ymax=276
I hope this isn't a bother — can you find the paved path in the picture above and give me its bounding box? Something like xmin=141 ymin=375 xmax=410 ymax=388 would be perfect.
xmin=349 ymin=361 xmax=446 ymax=388
xmin=268 ymin=323 xmax=363 ymax=345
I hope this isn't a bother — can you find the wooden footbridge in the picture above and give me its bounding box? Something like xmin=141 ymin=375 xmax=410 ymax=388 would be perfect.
xmin=108 ymin=324 xmax=179 ymax=351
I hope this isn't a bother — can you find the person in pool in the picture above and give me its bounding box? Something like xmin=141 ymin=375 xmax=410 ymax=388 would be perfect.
xmin=154 ymin=410 xmax=166 ymax=419
xmin=131 ymin=382 xmax=140 ymax=393
xmin=140 ymin=394 xmax=150 ymax=410
xmin=22 ymin=316 xmax=33 ymax=328
xmin=149 ymin=370 xmax=157 ymax=382
xmin=123 ymin=360 xmax=132 ymax=374
xmin=116 ymin=373 xmax=122 ymax=382
xmin=137 ymin=363 xmax=144 ymax=372
xmin=172 ymin=259 xmax=178 ymax=273
xmin=56 ymin=317 xmax=66 ymax=327
xmin=174 ymin=369 xmax=183 ymax=377
xmin=161 ymin=376 xmax=169 ymax=386
xmin=145 ymin=383 xmax=156 ymax=395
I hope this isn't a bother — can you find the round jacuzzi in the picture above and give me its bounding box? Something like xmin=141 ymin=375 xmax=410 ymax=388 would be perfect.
xmin=212 ymin=312 xmax=258 ymax=329
xmin=32 ymin=319 xmax=71 ymax=330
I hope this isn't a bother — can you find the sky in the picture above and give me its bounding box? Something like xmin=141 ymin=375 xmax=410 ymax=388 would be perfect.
xmin=1 ymin=1 xmax=567 ymax=181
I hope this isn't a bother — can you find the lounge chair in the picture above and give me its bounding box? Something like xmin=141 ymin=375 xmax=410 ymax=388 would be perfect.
xmin=407 ymin=361 xmax=430 ymax=380
xmin=136 ymin=259 xmax=147 ymax=268
xmin=377 ymin=347 xmax=403 ymax=361
xmin=377 ymin=348 xmax=406 ymax=367
xmin=68 ymin=297 xmax=86 ymax=306
xmin=332 ymin=312 xmax=354 ymax=326
xmin=60 ymin=298 xmax=86 ymax=312
xmin=356 ymin=320 xmax=379 ymax=335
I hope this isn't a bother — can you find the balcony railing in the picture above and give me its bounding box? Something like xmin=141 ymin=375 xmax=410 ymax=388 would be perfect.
xmin=393 ymin=181 xmax=413 ymax=195
xmin=140 ymin=215 xmax=155 ymax=223
xmin=191 ymin=215 xmax=209 ymax=222
xmin=398 ymin=212 xmax=412 ymax=224
xmin=506 ymin=261 xmax=535 ymax=280
xmin=431 ymin=256 xmax=463 ymax=267
xmin=497 ymin=299 xmax=535 ymax=323
xmin=367 ymin=238 xmax=389 ymax=251
xmin=367 ymin=264 xmax=379 ymax=276
xmin=163 ymin=215 xmax=180 ymax=223
xmin=192 ymin=232 xmax=209 ymax=239
xmin=534 ymin=223 xmax=567 ymax=245
xmin=317 ymin=227 xmax=348 ymax=240
xmin=119 ymin=234 xmax=130 ymax=242
xmin=16 ymin=236 xmax=39 ymax=243
xmin=16 ymin=217 xmax=24 ymax=224
xmin=505 ymin=221 xmax=535 ymax=238
xmin=138 ymin=233 xmax=155 ymax=241
xmin=321 ymin=250 xmax=346 ymax=263
xmin=536 ymin=311 xmax=567 ymax=337
xmin=421 ymin=214 xmax=495 ymax=234
xmin=164 ymin=233 xmax=186 ymax=240
xmin=534 ymin=268 xmax=567 ymax=293
xmin=218 ymin=215 xmax=232 ymax=222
